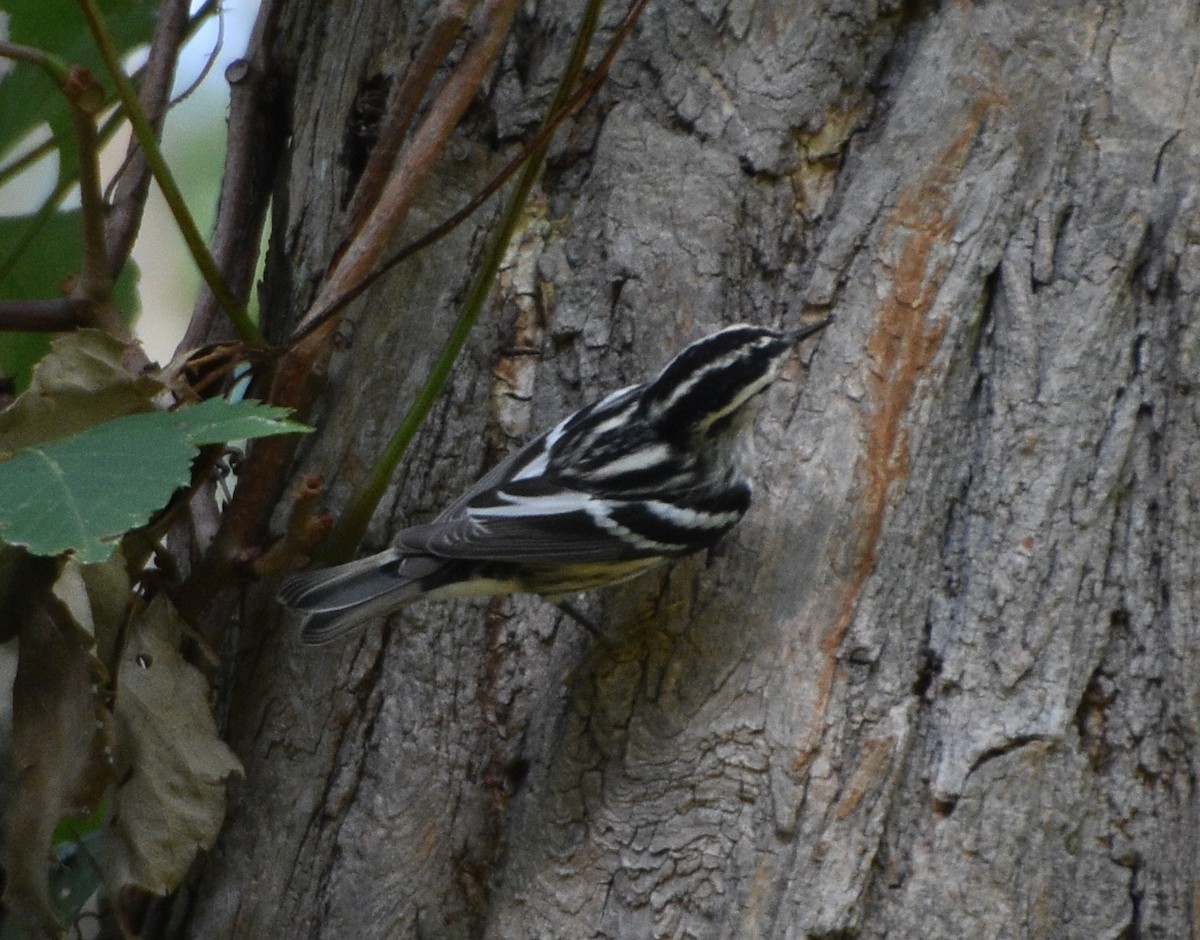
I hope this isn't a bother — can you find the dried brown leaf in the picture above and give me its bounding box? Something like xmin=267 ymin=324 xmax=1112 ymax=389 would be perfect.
xmin=102 ymin=596 xmax=242 ymax=895
xmin=0 ymin=329 xmax=162 ymax=454
xmin=2 ymin=559 xmax=113 ymax=938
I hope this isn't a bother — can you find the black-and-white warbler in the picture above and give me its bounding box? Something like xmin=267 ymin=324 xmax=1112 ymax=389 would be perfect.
xmin=280 ymin=319 xmax=830 ymax=644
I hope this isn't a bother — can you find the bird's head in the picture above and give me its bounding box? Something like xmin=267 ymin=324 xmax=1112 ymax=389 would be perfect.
xmin=639 ymin=320 xmax=830 ymax=446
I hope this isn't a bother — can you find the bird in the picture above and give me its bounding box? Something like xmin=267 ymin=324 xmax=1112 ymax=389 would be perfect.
xmin=279 ymin=318 xmax=831 ymax=644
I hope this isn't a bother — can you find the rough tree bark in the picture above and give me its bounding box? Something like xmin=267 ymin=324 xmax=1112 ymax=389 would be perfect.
xmin=181 ymin=0 xmax=1199 ymax=937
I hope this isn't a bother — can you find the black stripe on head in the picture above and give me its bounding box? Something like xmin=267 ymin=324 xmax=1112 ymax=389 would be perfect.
xmin=639 ymin=326 xmax=792 ymax=435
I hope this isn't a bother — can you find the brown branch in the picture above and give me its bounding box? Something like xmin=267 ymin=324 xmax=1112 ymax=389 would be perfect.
xmin=0 ymin=299 xmax=85 ymax=332
xmin=68 ymin=78 xmax=133 ymax=340
xmin=342 ymin=0 xmax=481 ymax=238
xmin=176 ymin=0 xmax=285 ymax=355
xmin=293 ymin=0 xmax=520 ymax=335
xmin=103 ymin=0 xmax=192 ymax=280
xmin=72 ymin=105 xmax=110 ymax=302
xmin=253 ymin=474 xmax=334 ymax=577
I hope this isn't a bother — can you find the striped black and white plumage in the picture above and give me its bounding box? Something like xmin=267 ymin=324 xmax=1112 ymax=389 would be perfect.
xmin=280 ymin=319 xmax=830 ymax=644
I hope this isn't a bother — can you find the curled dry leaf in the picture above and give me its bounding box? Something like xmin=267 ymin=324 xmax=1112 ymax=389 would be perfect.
xmin=102 ymin=595 xmax=242 ymax=895
xmin=0 ymin=329 xmax=163 ymax=454
xmin=2 ymin=558 xmax=113 ymax=937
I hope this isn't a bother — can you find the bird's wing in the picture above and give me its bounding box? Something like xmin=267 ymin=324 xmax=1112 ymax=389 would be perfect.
xmin=434 ymin=384 xmax=645 ymax=523
xmin=399 ymin=385 xmax=679 ymax=563
xmin=432 ymin=430 xmax=553 ymax=522
xmin=396 ymin=478 xmax=661 ymax=563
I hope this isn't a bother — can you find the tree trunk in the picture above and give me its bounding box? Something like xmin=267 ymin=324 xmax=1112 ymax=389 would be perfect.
xmin=181 ymin=0 xmax=1200 ymax=937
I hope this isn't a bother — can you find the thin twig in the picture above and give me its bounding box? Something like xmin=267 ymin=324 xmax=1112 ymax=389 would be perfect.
xmin=0 ymin=42 xmax=75 ymax=206
xmin=167 ymin=0 xmax=222 ymax=109
xmin=0 ymin=130 xmax=57 ymax=188
xmin=0 ymin=40 xmax=69 ymax=75
xmin=0 ymin=43 xmax=184 ymax=191
xmin=0 ymin=43 xmax=117 ymax=337
xmin=103 ymin=0 xmax=193 ymax=279
xmin=69 ymin=104 xmax=123 ymax=336
xmin=0 ymin=299 xmax=84 ymax=332
xmin=0 ymin=107 xmax=131 ymax=294
xmin=101 ymin=3 xmax=219 ymax=206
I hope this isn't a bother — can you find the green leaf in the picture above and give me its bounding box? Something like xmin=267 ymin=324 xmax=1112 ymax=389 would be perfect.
xmin=46 ymin=831 xmax=106 ymax=938
xmin=0 ymin=830 xmax=109 ymax=940
xmin=171 ymin=397 xmax=311 ymax=445
xmin=0 ymin=398 xmax=310 ymax=564
xmin=0 ymin=331 xmax=157 ymax=631
xmin=103 ymin=596 xmax=242 ymax=895
xmin=0 ymin=212 xmax=140 ymax=392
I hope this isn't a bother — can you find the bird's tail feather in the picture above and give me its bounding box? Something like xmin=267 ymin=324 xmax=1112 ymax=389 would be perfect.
xmin=279 ymin=549 xmax=433 ymax=645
